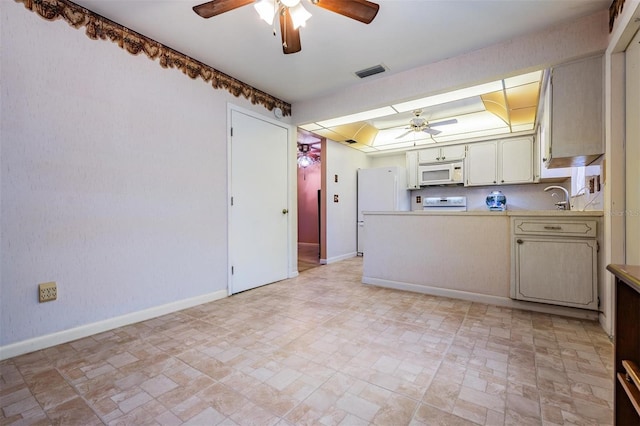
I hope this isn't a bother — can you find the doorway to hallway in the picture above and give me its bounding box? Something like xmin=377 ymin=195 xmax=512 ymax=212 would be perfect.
xmin=297 ymin=133 xmax=323 ymax=272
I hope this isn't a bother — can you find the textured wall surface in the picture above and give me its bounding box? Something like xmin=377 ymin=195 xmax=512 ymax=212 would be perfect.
xmin=0 ymin=2 xmax=267 ymax=347
xmin=324 ymin=142 xmax=369 ymax=262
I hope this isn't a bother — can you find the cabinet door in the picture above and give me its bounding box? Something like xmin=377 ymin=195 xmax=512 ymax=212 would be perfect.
xmin=441 ymin=145 xmax=466 ymax=162
xmin=405 ymin=151 xmax=419 ymax=189
xmin=466 ymin=141 xmax=497 ymax=186
xmin=550 ymin=55 xmax=604 ymax=166
xmin=500 ymin=137 xmax=533 ymax=184
xmin=417 ymin=148 xmax=441 ymax=163
xmin=513 ymin=237 xmax=598 ymax=310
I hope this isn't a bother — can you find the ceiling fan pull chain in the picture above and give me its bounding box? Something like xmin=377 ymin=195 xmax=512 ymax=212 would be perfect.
xmin=272 ymin=1 xmax=278 ymax=36
xmin=282 ymin=7 xmax=288 ymax=48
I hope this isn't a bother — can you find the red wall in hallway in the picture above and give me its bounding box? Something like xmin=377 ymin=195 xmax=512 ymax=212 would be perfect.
xmin=297 ymin=163 xmax=321 ymax=243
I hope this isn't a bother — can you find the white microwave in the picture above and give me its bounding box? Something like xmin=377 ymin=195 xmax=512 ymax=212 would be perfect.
xmin=418 ymin=161 xmax=464 ymax=186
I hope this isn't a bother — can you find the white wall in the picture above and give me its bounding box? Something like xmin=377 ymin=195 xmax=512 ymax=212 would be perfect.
xmin=323 ymin=141 xmax=369 ymax=263
xmin=0 ymin=2 xmax=280 ymax=353
xmin=369 ymin=153 xmax=405 ymax=169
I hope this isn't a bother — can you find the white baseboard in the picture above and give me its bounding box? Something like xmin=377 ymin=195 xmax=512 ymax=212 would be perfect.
xmin=0 ymin=290 xmax=228 ymax=361
xmin=323 ymin=252 xmax=358 ymax=265
xmin=362 ymin=277 xmax=599 ymax=321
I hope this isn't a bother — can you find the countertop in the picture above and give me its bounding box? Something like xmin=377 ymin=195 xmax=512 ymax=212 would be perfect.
xmin=607 ymin=264 xmax=640 ymax=290
xmin=364 ymin=210 xmax=604 ymax=217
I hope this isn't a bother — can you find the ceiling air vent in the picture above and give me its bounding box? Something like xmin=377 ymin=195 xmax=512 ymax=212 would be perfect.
xmin=345 ymin=139 xmax=358 ymax=144
xmin=355 ymin=64 xmax=386 ymax=79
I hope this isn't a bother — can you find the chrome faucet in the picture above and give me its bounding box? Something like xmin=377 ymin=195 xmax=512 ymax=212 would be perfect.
xmin=544 ymin=185 xmax=570 ymax=210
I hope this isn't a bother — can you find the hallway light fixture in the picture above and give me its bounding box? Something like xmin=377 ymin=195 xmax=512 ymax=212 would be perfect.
xmin=297 ymin=143 xmax=320 ymax=169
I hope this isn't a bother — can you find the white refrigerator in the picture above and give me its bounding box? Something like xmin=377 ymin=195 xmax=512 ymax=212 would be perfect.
xmin=357 ymin=166 xmax=411 ymax=255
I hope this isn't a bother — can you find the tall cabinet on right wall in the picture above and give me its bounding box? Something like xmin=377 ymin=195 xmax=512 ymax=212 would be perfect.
xmin=545 ymin=54 xmax=604 ymax=168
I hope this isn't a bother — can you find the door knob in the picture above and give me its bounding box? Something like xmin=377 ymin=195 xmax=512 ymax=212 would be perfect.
xmin=282 ymin=209 xmax=289 ymax=214
xmin=517 ymin=239 xmax=524 ymax=244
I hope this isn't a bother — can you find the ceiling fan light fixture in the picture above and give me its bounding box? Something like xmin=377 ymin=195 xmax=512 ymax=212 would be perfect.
xmin=254 ymin=0 xmax=276 ymax=24
xmin=289 ymin=3 xmax=312 ymax=29
xmin=280 ymin=0 xmax=301 ymax=7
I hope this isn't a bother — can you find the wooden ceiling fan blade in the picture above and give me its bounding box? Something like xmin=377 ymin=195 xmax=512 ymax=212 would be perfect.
xmin=193 ymin=0 xmax=254 ymax=18
xmin=279 ymin=9 xmax=302 ymax=54
xmin=313 ymin=0 xmax=380 ymax=24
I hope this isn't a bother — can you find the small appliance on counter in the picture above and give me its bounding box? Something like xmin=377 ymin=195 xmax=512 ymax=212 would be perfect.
xmin=486 ymin=190 xmax=507 ymax=211
xmin=423 ymin=196 xmax=467 ymax=212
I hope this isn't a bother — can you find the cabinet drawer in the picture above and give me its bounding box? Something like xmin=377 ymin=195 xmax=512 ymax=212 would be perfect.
xmin=513 ymin=218 xmax=597 ymax=237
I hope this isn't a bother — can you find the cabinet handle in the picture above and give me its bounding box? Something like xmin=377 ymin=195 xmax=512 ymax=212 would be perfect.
xmin=442 ymin=156 xmax=445 ymax=160
xmin=436 ymin=157 xmax=441 ymax=161
xmin=501 ymin=180 xmax=504 ymax=183
xmin=493 ymin=181 xmax=496 ymax=184
xmin=544 ymin=226 xmax=562 ymax=230
xmin=516 ymin=239 xmax=523 ymax=244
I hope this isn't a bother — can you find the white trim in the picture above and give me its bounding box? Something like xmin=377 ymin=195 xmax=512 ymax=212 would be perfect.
xmin=362 ymin=277 xmax=599 ymax=320
xmin=0 ymin=290 xmax=227 ymax=361
xmin=323 ymin=252 xmax=358 ymax=265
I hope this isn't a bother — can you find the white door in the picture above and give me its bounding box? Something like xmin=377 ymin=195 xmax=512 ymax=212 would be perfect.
xmin=229 ymin=108 xmax=289 ymax=294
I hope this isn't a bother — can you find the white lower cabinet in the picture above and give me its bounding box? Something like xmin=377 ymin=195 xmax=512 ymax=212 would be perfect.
xmin=511 ymin=217 xmax=598 ymax=310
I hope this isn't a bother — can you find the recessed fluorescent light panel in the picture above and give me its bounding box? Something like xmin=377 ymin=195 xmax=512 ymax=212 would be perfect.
xmin=392 ymin=81 xmax=504 ymax=113
xmin=316 ymin=106 xmax=397 ymax=128
xmin=299 ymin=123 xmax=323 ymax=131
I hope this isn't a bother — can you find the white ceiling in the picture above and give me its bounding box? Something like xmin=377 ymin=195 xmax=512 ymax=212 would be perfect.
xmin=72 ymin=0 xmax=610 ymax=106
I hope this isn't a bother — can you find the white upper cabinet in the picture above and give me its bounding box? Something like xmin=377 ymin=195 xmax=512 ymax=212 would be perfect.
xmin=405 ymin=151 xmax=420 ymax=189
xmin=501 ymin=137 xmax=534 ymax=184
xmin=535 ymin=78 xmax=571 ymax=181
xmin=466 ymin=141 xmax=498 ymax=186
xmin=548 ymin=55 xmax=604 ymax=168
xmin=466 ymin=137 xmax=533 ymax=186
xmin=417 ymin=145 xmax=466 ymax=163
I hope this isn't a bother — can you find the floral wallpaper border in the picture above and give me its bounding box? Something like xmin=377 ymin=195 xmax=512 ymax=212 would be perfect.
xmin=609 ymin=0 xmax=626 ymax=33
xmin=15 ymin=0 xmax=292 ymax=116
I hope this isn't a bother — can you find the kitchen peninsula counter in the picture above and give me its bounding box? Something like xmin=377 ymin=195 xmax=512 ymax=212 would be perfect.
xmin=361 ymin=210 xmax=603 ymax=318
xmin=370 ymin=210 xmax=604 ymax=217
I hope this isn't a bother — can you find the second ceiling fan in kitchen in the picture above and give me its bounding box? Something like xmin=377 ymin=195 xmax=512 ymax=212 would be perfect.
xmin=395 ymin=109 xmax=458 ymax=139
xmin=192 ymin=0 xmax=380 ymax=54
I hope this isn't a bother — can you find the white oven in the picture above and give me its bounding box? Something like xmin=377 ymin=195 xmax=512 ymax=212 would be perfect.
xmin=423 ymin=196 xmax=467 ymax=212
xmin=418 ymin=161 xmax=464 ymax=186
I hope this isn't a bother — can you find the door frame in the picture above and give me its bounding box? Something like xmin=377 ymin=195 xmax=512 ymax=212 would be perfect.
xmin=226 ymin=103 xmax=297 ymax=295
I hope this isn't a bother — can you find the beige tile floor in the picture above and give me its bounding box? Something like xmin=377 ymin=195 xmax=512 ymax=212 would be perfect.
xmin=1 ymin=257 xmax=614 ymax=425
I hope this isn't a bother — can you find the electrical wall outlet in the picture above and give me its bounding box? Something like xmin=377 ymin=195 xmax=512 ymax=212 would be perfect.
xmin=39 ymin=282 xmax=57 ymax=303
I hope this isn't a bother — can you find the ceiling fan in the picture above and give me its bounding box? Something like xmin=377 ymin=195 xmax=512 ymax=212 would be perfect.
xmin=297 ymin=142 xmax=321 ymax=168
xmin=395 ymin=110 xmax=458 ymax=139
xmin=192 ymin=0 xmax=380 ymax=54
